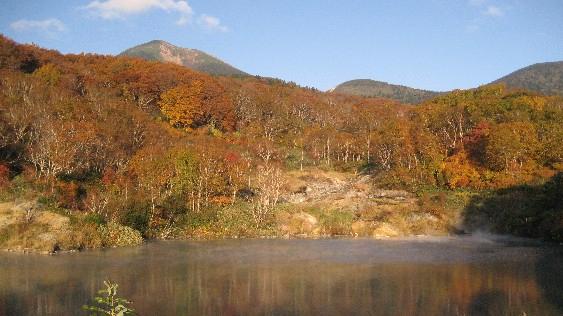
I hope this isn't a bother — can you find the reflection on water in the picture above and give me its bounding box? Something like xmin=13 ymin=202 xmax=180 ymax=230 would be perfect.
xmin=0 ymin=238 xmax=561 ymax=315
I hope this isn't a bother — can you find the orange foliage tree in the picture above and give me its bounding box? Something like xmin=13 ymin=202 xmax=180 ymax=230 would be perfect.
xmin=158 ymin=78 xmax=234 ymax=131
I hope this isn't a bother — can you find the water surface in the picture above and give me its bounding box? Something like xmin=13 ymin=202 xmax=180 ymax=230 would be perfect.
xmin=0 ymin=237 xmax=561 ymax=315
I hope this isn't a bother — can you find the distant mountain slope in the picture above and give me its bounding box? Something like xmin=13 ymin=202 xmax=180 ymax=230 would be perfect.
xmin=491 ymin=61 xmax=563 ymax=96
xmin=119 ymin=40 xmax=248 ymax=77
xmin=331 ymin=79 xmax=440 ymax=104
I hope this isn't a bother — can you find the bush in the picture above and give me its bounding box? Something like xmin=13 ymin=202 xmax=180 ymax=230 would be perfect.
xmin=54 ymin=181 xmax=84 ymax=209
xmin=59 ymin=223 xmax=104 ymax=250
xmin=122 ymin=207 xmax=150 ymax=237
xmin=83 ymin=213 xmax=107 ymax=226
xmin=315 ymin=209 xmax=354 ymax=236
xmin=213 ymin=203 xmax=258 ymax=237
xmin=0 ymin=164 xmax=9 ymax=188
xmin=98 ymin=222 xmax=143 ymax=248
xmin=83 ymin=280 xmax=135 ymax=315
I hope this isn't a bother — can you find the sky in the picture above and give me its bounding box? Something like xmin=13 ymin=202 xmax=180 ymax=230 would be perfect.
xmin=1 ymin=0 xmax=562 ymax=91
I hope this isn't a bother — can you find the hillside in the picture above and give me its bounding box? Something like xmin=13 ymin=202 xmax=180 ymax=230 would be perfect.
xmin=0 ymin=35 xmax=562 ymax=253
xmin=331 ymin=79 xmax=440 ymax=104
xmin=491 ymin=61 xmax=563 ymax=96
xmin=120 ymin=40 xmax=248 ymax=77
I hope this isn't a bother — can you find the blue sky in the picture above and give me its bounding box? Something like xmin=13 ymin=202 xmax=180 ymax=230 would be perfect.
xmin=1 ymin=0 xmax=562 ymax=91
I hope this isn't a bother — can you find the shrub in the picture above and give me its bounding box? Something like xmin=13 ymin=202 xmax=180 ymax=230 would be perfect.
xmin=83 ymin=280 xmax=135 ymax=315
xmin=98 ymin=222 xmax=143 ymax=248
xmin=213 ymin=203 xmax=258 ymax=237
xmin=317 ymin=209 xmax=354 ymax=236
xmin=54 ymin=181 xmax=83 ymax=209
xmin=121 ymin=207 xmax=150 ymax=237
xmin=84 ymin=213 xmax=107 ymax=226
xmin=0 ymin=164 xmax=9 ymax=188
xmin=59 ymin=223 xmax=103 ymax=250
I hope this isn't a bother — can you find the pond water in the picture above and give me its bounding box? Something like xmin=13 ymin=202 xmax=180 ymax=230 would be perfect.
xmin=0 ymin=236 xmax=561 ymax=315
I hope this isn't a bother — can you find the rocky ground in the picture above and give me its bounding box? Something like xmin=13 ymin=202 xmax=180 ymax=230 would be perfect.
xmin=0 ymin=201 xmax=71 ymax=254
xmin=277 ymin=169 xmax=458 ymax=238
xmin=0 ymin=201 xmax=142 ymax=254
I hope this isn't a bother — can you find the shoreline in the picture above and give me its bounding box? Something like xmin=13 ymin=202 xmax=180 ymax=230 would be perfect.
xmin=1 ymin=232 xmax=554 ymax=256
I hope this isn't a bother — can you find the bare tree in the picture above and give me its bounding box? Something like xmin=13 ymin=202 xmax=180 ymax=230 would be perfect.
xmin=251 ymin=163 xmax=284 ymax=225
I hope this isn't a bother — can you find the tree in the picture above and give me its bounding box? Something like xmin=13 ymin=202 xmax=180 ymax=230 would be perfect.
xmin=252 ymin=163 xmax=284 ymax=225
xmin=33 ymin=63 xmax=61 ymax=86
xmin=127 ymin=146 xmax=176 ymax=229
xmin=485 ymin=122 xmax=539 ymax=171
xmin=158 ymin=81 xmax=204 ymax=128
xmin=172 ymin=149 xmax=200 ymax=213
xmin=223 ymin=151 xmax=247 ymax=203
xmin=441 ymin=151 xmax=481 ymax=189
xmin=158 ymin=78 xmax=234 ymax=131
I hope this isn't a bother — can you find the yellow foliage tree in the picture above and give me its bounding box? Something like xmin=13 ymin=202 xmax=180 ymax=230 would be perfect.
xmin=485 ymin=122 xmax=539 ymax=171
xmin=33 ymin=63 xmax=61 ymax=86
xmin=158 ymin=81 xmax=205 ymax=128
xmin=442 ymin=151 xmax=482 ymax=189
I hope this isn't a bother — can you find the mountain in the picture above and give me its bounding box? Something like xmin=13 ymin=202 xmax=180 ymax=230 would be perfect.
xmin=332 ymin=61 xmax=563 ymax=103
xmin=491 ymin=61 xmax=563 ymax=96
xmin=119 ymin=40 xmax=248 ymax=77
xmin=330 ymin=79 xmax=440 ymax=104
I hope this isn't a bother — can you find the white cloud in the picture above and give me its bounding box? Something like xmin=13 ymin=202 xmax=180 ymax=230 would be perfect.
xmin=10 ymin=18 xmax=66 ymax=34
xmin=197 ymin=14 xmax=228 ymax=32
xmin=483 ymin=5 xmax=504 ymax=17
xmin=86 ymin=0 xmax=193 ymax=25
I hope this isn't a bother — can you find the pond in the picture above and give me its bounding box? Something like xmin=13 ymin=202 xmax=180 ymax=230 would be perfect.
xmin=0 ymin=236 xmax=561 ymax=315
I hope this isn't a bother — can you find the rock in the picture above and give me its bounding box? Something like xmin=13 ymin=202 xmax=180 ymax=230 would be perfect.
xmin=295 ymin=186 xmax=309 ymax=194
xmin=408 ymin=213 xmax=439 ymax=223
xmin=287 ymin=193 xmax=307 ymax=203
xmin=372 ymin=223 xmax=400 ymax=238
xmin=280 ymin=212 xmax=319 ymax=236
xmin=370 ymin=189 xmax=410 ymax=199
xmin=293 ymin=212 xmax=318 ymax=234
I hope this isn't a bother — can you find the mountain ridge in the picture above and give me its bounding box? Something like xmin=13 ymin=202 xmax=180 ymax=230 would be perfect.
xmin=491 ymin=61 xmax=563 ymax=96
xmin=332 ymin=60 xmax=563 ymax=103
xmin=330 ymin=79 xmax=441 ymax=104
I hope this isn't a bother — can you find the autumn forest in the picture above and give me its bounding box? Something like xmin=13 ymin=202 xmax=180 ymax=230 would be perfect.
xmin=0 ymin=34 xmax=561 ymax=254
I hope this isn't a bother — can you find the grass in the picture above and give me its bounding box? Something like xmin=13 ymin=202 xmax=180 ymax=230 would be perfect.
xmin=182 ymin=202 xmax=279 ymax=239
xmin=0 ymin=222 xmax=56 ymax=252
xmin=312 ymin=208 xmax=354 ymax=236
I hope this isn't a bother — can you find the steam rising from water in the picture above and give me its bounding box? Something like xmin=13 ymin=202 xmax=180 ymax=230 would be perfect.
xmin=0 ymin=238 xmax=560 ymax=315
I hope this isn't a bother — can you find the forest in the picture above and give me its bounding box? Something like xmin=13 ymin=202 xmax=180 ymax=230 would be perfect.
xmin=0 ymin=35 xmax=561 ymax=253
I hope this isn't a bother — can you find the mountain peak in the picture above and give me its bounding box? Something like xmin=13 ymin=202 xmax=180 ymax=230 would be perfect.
xmin=119 ymin=40 xmax=248 ymax=77
xmin=491 ymin=60 xmax=563 ymax=96
xmin=331 ymin=79 xmax=440 ymax=104
xmin=145 ymin=39 xmax=167 ymax=45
